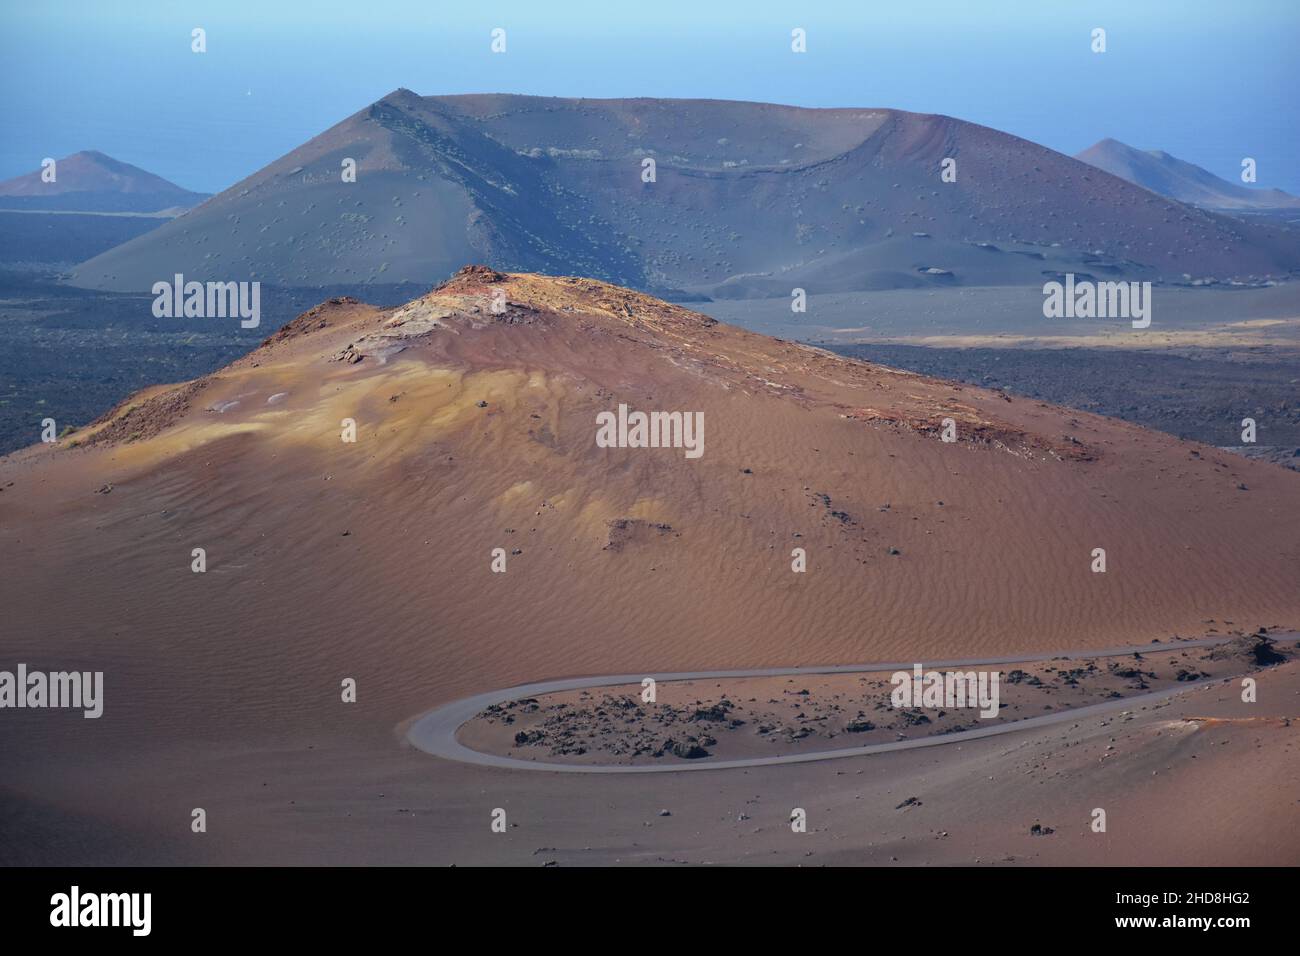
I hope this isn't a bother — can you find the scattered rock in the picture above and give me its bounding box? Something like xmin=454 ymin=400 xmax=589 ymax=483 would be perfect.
xmin=669 ymin=740 xmax=711 ymax=759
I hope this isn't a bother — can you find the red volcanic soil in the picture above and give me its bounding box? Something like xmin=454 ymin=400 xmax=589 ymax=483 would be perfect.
xmin=2 ymin=268 xmax=1297 ymax=864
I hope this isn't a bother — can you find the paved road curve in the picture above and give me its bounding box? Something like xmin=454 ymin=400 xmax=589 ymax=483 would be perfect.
xmin=406 ymin=634 xmax=1295 ymax=774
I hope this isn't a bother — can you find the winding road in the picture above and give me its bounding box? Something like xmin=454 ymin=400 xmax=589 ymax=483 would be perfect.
xmin=406 ymin=634 xmax=1296 ymax=774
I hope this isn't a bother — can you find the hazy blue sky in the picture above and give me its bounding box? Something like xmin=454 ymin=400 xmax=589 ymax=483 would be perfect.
xmin=2 ymin=0 xmax=1297 ymax=193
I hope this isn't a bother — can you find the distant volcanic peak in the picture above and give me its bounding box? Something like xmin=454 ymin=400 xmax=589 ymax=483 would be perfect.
xmin=19 ymin=151 xmax=178 ymax=193
xmin=0 ymin=150 xmax=208 ymax=212
xmin=69 ymin=95 xmax=1300 ymax=292
xmin=1075 ymin=138 xmax=1300 ymax=211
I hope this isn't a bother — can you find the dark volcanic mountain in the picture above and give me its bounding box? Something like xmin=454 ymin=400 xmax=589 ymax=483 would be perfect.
xmin=71 ymin=93 xmax=1300 ymax=294
xmin=0 ymin=150 xmax=210 ymax=214
xmin=1076 ymin=138 xmax=1300 ymax=213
